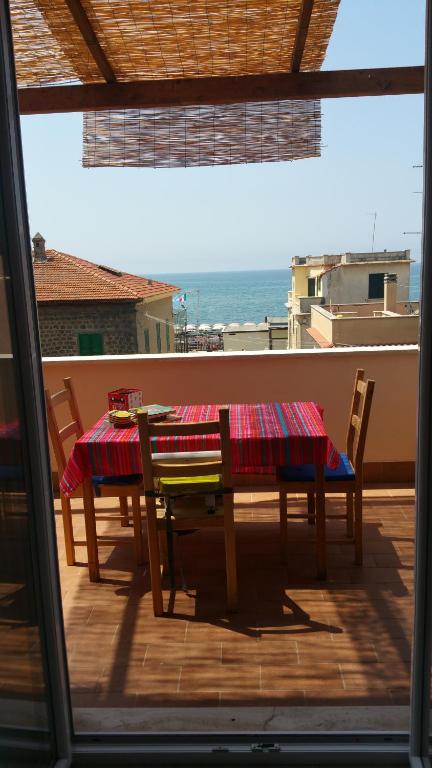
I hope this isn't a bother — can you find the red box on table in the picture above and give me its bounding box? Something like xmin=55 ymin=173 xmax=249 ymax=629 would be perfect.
xmin=108 ymin=388 xmax=143 ymax=411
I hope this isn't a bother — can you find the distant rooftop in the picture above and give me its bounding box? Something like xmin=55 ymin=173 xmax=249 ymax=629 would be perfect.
xmin=292 ymin=250 xmax=411 ymax=267
xmin=33 ymin=248 xmax=178 ymax=303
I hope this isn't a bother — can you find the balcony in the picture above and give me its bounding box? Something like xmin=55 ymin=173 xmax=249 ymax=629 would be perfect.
xmin=309 ymin=305 xmax=419 ymax=348
xmin=56 ymin=486 xmax=414 ymax=732
xmin=43 ymin=346 xmax=417 ymax=731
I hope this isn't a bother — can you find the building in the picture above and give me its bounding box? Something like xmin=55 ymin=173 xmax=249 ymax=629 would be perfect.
xmin=32 ymin=234 xmax=178 ymax=356
xmin=222 ymin=317 xmax=288 ymax=352
xmin=287 ymin=249 xmax=412 ymax=348
xmin=307 ymin=273 xmax=419 ymax=348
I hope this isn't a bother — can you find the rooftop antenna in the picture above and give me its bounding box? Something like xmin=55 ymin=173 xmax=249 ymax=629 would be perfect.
xmin=367 ymin=211 xmax=377 ymax=252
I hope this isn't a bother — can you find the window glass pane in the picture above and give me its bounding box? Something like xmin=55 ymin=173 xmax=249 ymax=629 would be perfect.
xmin=21 ymin=0 xmax=421 ymax=741
xmin=0 ymin=243 xmax=53 ymax=764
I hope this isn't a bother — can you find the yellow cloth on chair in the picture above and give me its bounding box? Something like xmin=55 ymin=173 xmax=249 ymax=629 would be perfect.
xmin=158 ymin=475 xmax=222 ymax=496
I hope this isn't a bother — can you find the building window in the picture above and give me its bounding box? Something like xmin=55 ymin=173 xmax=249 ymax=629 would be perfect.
xmin=165 ymin=320 xmax=170 ymax=352
xmin=308 ymin=277 xmax=316 ymax=297
xmin=78 ymin=332 xmax=104 ymax=355
xmin=368 ymin=272 xmax=385 ymax=299
xmin=156 ymin=322 xmax=162 ymax=353
xmin=143 ymin=328 xmax=150 ymax=354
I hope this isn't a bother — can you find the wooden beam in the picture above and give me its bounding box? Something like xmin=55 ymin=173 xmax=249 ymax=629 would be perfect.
xmin=18 ymin=66 xmax=424 ymax=115
xmin=64 ymin=0 xmax=116 ymax=83
xmin=291 ymin=0 xmax=314 ymax=73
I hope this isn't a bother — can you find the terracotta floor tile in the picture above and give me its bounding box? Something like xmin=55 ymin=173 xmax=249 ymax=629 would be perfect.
xmin=340 ymin=662 xmax=410 ymax=691
xmin=373 ymin=638 xmax=412 ymax=663
xmin=222 ymin=641 xmax=298 ymax=666
xmin=261 ymin=663 xmax=343 ymax=690
xmin=53 ymin=488 xmax=415 ymax=712
xmin=100 ymin=660 xmax=182 ymax=695
xmin=186 ymin=622 xmax=259 ymax=644
xmin=179 ymin=662 xmax=260 ymax=692
xmin=146 ymin=642 xmax=222 ymax=665
xmin=136 ymin=691 xmax=221 ymax=707
xmin=304 ymin=689 xmax=393 ymax=706
xmin=220 ymin=690 xmax=305 ymax=706
xmin=298 ymin=644 xmax=377 ymax=663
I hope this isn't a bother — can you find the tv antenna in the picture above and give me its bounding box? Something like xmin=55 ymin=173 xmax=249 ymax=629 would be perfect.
xmin=367 ymin=211 xmax=377 ymax=252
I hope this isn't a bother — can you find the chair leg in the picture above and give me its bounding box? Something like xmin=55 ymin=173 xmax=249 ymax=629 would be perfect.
xmin=158 ymin=529 xmax=168 ymax=575
xmin=119 ymin=496 xmax=130 ymax=527
xmin=354 ymin=487 xmax=363 ymax=565
xmin=346 ymin=491 xmax=354 ymax=539
xmin=315 ymin=464 xmax=326 ymax=580
xmin=145 ymin=498 xmax=164 ymax=616
xmin=165 ymin=500 xmax=176 ymax=590
xmin=131 ymin=493 xmax=145 ymax=565
xmin=223 ymin=495 xmax=238 ymax=612
xmin=307 ymin=493 xmax=316 ymax=525
xmin=61 ymin=494 xmax=75 ymax=566
xmin=82 ymin=478 xmax=100 ymax=582
xmin=279 ymin=487 xmax=288 ymax=563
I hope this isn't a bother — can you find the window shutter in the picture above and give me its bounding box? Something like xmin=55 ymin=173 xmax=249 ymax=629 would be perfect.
xmin=144 ymin=329 xmax=150 ymax=354
xmin=368 ymin=273 xmax=385 ymax=299
xmin=79 ymin=333 xmax=103 ymax=355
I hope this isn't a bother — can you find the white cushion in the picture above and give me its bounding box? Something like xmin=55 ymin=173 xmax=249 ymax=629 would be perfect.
xmin=151 ymin=450 xmax=221 ymax=463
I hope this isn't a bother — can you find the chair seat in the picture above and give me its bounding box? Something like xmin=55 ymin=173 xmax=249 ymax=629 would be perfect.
xmin=0 ymin=465 xmax=24 ymax=482
xmin=158 ymin=474 xmax=222 ymax=496
xmin=92 ymin=474 xmax=142 ymax=496
xmin=278 ymin=452 xmax=355 ymax=483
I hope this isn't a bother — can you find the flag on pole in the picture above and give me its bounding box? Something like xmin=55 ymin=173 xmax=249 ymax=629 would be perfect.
xmin=176 ymin=293 xmax=186 ymax=307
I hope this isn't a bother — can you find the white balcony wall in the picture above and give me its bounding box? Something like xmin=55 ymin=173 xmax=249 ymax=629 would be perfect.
xmin=42 ymin=346 xmax=418 ymax=481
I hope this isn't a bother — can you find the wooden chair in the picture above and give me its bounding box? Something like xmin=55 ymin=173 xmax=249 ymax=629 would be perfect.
xmin=278 ymin=369 xmax=375 ymax=567
xmin=137 ymin=407 xmax=237 ymax=616
xmin=45 ymin=377 xmax=144 ymax=569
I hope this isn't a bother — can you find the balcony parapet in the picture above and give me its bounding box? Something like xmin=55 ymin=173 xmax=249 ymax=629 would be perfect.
xmin=42 ymin=345 xmax=418 ymax=479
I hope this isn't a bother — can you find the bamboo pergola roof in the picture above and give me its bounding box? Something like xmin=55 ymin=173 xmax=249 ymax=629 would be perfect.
xmin=10 ymin=0 xmax=337 ymax=167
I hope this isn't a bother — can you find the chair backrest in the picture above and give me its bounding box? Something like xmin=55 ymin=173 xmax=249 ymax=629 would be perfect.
xmin=45 ymin=377 xmax=84 ymax=474
xmin=137 ymin=407 xmax=232 ymax=494
xmin=346 ymin=368 xmax=375 ymax=473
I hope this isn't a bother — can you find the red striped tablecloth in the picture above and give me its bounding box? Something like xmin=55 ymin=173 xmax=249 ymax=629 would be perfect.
xmin=60 ymin=402 xmax=339 ymax=498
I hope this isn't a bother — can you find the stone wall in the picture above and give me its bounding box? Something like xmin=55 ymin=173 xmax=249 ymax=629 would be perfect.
xmin=37 ymin=301 xmax=138 ymax=356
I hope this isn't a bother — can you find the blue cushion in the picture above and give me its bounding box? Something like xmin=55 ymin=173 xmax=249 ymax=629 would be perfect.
xmin=0 ymin=465 xmax=24 ymax=482
xmin=92 ymin=474 xmax=142 ymax=496
xmin=278 ymin=452 xmax=355 ymax=483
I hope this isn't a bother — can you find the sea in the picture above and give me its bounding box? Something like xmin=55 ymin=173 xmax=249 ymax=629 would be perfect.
xmin=149 ymin=261 xmax=421 ymax=326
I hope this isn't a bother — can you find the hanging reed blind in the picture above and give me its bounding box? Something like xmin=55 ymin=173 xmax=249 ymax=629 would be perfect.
xmin=83 ymin=100 xmax=321 ymax=168
xmin=11 ymin=0 xmax=339 ymax=167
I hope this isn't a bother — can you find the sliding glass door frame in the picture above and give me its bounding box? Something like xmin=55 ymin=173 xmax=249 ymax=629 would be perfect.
xmin=0 ymin=1 xmax=72 ymax=765
xmin=1 ymin=0 xmax=432 ymax=764
xmin=410 ymin=1 xmax=432 ymax=767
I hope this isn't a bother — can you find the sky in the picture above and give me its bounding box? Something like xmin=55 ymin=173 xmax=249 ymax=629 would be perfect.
xmin=20 ymin=0 xmax=425 ymax=274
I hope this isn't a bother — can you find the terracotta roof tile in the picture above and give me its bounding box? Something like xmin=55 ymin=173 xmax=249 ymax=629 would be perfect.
xmin=33 ymin=249 xmax=178 ymax=303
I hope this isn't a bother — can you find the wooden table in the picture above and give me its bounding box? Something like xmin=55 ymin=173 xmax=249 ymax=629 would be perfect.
xmin=61 ymin=402 xmax=339 ymax=581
